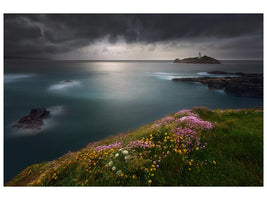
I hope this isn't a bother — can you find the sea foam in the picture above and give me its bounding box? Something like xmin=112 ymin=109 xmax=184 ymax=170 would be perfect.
xmin=4 ymin=74 xmax=35 ymax=83
xmin=48 ymin=80 xmax=81 ymax=90
xmin=48 ymin=106 xmax=64 ymax=115
xmin=152 ymin=72 xmax=194 ymax=80
xmin=11 ymin=105 xmax=64 ymax=137
xmin=196 ymin=72 xmax=239 ymax=78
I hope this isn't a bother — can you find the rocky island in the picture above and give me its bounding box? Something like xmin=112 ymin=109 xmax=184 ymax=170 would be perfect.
xmin=172 ymin=71 xmax=263 ymax=97
xmin=174 ymin=55 xmax=220 ymax=64
xmin=13 ymin=108 xmax=50 ymax=132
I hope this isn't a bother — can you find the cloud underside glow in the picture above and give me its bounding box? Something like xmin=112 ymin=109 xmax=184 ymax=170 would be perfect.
xmin=56 ymin=35 xmax=262 ymax=60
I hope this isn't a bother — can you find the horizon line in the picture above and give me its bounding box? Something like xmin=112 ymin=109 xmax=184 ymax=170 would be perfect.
xmin=4 ymin=57 xmax=263 ymax=61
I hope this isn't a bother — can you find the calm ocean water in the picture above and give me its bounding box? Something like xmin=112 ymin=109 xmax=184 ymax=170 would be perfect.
xmin=4 ymin=59 xmax=263 ymax=183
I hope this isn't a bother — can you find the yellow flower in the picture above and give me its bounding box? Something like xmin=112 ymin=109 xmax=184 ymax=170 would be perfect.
xmin=189 ymin=168 xmax=192 ymax=171
xmin=151 ymin=164 xmax=155 ymax=168
xmin=213 ymin=161 xmax=216 ymax=165
xmin=165 ymin=133 xmax=168 ymax=136
xmin=132 ymin=175 xmax=136 ymax=179
xmin=183 ymin=149 xmax=187 ymax=153
xmin=148 ymin=180 xmax=152 ymax=184
xmin=151 ymin=174 xmax=154 ymax=176
xmin=178 ymin=150 xmax=182 ymax=155
xmin=196 ymin=147 xmax=199 ymax=151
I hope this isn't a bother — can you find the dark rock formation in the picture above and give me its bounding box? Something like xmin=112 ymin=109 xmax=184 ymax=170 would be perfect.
xmin=62 ymin=80 xmax=73 ymax=83
xmin=13 ymin=108 xmax=50 ymax=131
xmin=208 ymin=71 xmax=244 ymax=76
xmin=172 ymin=72 xmax=263 ymax=97
xmin=174 ymin=55 xmax=220 ymax=64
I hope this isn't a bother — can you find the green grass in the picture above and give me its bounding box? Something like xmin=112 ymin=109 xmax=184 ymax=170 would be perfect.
xmin=6 ymin=107 xmax=263 ymax=186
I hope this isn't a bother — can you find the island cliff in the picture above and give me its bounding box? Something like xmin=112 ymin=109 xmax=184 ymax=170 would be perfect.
xmin=174 ymin=55 xmax=220 ymax=64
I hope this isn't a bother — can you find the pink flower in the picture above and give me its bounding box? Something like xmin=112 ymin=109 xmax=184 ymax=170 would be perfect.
xmin=95 ymin=142 xmax=122 ymax=152
xmin=178 ymin=116 xmax=213 ymax=130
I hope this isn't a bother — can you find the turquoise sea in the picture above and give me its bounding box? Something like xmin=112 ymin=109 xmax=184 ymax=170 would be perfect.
xmin=4 ymin=59 xmax=263 ymax=183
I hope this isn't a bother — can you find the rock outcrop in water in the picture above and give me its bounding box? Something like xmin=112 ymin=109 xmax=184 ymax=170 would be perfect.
xmin=174 ymin=55 xmax=220 ymax=64
xmin=172 ymin=71 xmax=263 ymax=97
xmin=13 ymin=108 xmax=50 ymax=131
xmin=62 ymin=80 xmax=74 ymax=83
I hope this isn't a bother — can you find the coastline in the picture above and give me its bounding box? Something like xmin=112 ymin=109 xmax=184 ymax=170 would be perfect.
xmin=172 ymin=71 xmax=263 ymax=97
xmin=6 ymin=107 xmax=263 ymax=186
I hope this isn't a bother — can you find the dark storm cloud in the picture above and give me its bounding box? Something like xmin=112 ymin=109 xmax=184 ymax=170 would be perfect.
xmin=4 ymin=14 xmax=263 ymax=58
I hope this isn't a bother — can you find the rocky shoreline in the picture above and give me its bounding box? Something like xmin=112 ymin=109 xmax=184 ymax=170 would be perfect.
xmin=172 ymin=71 xmax=263 ymax=97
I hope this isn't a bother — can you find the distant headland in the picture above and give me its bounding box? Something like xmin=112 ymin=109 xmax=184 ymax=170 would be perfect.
xmin=172 ymin=71 xmax=263 ymax=97
xmin=174 ymin=53 xmax=220 ymax=64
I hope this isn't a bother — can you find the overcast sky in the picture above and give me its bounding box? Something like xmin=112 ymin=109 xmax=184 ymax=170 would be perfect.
xmin=4 ymin=14 xmax=263 ymax=60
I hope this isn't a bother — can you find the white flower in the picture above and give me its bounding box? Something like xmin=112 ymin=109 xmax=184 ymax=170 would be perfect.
xmin=124 ymin=155 xmax=130 ymax=160
xmin=107 ymin=161 xmax=113 ymax=167
xmin=122 ymin=150 xmax=129 ymax=155
xmin=115 ymin=153 xmax=119 ymax=158
xmin=112 ymin=166 xmax=116 ymax=171
xmin=116 ymin=170 xmax=123 ymax=176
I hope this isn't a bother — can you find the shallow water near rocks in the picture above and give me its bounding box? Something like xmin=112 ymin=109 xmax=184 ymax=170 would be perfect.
xmin=4 ymin=59 xmax=263 ymax=183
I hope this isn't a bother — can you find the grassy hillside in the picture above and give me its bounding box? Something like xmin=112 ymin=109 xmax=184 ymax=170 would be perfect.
xmin=6 ymin=107 xmax=263 ymax=186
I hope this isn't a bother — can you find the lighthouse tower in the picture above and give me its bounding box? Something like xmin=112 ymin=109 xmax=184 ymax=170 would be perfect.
xmin=199 ymin=51 xmax=201 ymax=58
